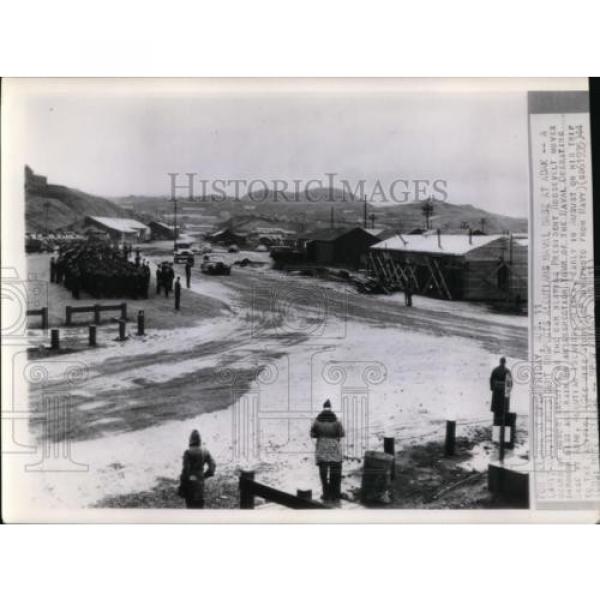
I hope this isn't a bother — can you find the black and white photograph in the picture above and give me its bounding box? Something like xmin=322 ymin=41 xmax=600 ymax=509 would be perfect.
xmin=1 ymin=78 xmax=596 ymax=521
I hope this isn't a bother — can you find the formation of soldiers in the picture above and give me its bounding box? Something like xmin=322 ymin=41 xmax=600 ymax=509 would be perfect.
xmin=51 ymin=240 xmax=151 ymax=299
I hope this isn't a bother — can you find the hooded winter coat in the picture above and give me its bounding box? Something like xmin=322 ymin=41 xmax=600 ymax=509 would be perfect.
xmin=179 ymin=445 xmax=216 ymax=506
xmin=310 ymin=409 xmax=345 ymax=464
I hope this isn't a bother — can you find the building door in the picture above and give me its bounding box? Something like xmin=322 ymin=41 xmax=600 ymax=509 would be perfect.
xmin=497 ymin=263 xmax=509 ymax=291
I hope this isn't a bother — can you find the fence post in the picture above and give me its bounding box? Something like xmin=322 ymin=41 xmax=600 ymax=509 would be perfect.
xmin=118 ymin=319 xmax=127 ymax=341
xmin=41 ymin=307 xmax=48 ymax=330
xmin=50 ymin=328 xmax=60 ymax=350
xmin=444 ymin=420 xmax=456 ymax=457
xmin=65 ymin=306 xmax=72 ymax=326
xmin=137 ymin=310 xmax=145 ymax=336
xmin=239 ymin=470 xmax=256 ymax=509
xmin=94 ymin=304 xmax=101 ymax=325
xmin=89 ymin=325 xmax=97 ymax=347
xmin=296 ymin=489 xmax=312 ymax=501
xmin=121 ymin=302 xmax=127 ymax=321
xmin=383 ymin=436 xmax=396 ymax=480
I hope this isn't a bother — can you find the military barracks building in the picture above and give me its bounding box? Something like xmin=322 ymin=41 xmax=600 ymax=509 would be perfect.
xmin=369 ymin=230 xmax=528 ymax=303
xmin=84 ymin=216 xmax=150 ymax=243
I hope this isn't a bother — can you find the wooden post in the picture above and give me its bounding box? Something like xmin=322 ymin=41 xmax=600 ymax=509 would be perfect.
xmin=360 ymin=451 xmax=394 ymax=505
xmin=65 ymin=306 xmax=72 ymax=326
xmin=296 ymin=489 xmax=312 ymax=501
xmin=41 ymin=307 xmax=48 ymax=330
xmin=50 ymin=328 xmax=60 ymax=350
xmin=499 ymin=413 xmax=506 ymax=464
xmin=444 ymin=420 xmax=456 ymax=457
xmin=118 ymin=319 xmax=126 ymax=341
xmin=384 ymin=436 xmax=396 ymax=480
xmin=120 ymin=302 xmax=127 ymax=321
xmin=88 ymin=325 xmax=97 ymax=347
xmin=137 ymin=310 xmax=145 ymax=336
xmin=94 ymin=304 xmax=101 ymax=325
xmin=383 ymin=437 xmax=395 ymax=455
xmin=239 ymin=470 xmax=256 ymax=509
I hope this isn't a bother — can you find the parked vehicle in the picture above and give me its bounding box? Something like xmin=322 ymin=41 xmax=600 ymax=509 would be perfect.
xmin=200 ymin=255 xmax=231 ymax=275
xmin=227 ymin=244 xmax=240 ymax=253
xmin=174 ymin=242 xmax=195 ymax=264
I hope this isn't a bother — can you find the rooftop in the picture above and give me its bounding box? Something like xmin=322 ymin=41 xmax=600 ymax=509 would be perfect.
xmin=371 ymin=233 xmax=508 ymax=256
xmin=88 ymin=216 xmax=149 ymax=233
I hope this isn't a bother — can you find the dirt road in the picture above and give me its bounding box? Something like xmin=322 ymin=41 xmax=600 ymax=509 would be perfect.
xmin=19 ymin=251 xmax=528 ymax=509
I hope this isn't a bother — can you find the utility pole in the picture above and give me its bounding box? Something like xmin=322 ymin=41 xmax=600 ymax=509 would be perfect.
xmin=422 ymin=196 xmax=434 ymax=230
xmin=330 ymin=206 xmax=334 ymax=229
xmin=44 ymin=200 xmax=50 ymax=234
xmin=172 ymin=194 xmax=178 ymax=252
xmin=363 ymin=195 xmax=367 ymax=229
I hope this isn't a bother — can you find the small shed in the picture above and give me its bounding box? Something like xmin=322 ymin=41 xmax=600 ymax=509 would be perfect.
xmin=369 ymin=231 xmax=527 ymax=303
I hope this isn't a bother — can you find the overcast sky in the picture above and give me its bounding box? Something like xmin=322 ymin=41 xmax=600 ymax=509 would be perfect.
xmin=10 ymin=79 xmax=553 ymax=217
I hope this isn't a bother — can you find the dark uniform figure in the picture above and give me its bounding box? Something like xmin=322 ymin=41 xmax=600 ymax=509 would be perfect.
xmin=178 ymin=430 xmax=216 ymax=509
xmin=490 ymin=357 xmax=512 ymax=423
xmin=156 ymin=266 xmax=162 ymax=295
xmin=174 ymin=276 xmax=181 ymax=310
xmin=50 ymin=256 xmax=56 ymax=283
xmin=185 ymin=258 xmax=192 ymax=289
xmin=71 ymin=266 xmax=81 ymax=299
xmin=310 ymin=400 xmax=345 ymax=503
xmin=404 ymin=280 xmax=413 ymax=306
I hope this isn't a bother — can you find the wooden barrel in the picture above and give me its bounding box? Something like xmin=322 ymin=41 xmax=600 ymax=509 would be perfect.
xmin=360 ymin=451 xmax=394 ymax=505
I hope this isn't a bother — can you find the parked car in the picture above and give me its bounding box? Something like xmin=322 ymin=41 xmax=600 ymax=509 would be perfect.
xmin=201 ymin=255 xmax=231 ymax=275
xmin=227 ymin=244 xmax=240 ymax=253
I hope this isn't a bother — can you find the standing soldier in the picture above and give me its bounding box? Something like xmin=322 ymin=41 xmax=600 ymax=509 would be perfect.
xmin=71 ymin=265 xmax=81 ymax=299
xmin=310 ymin=399 xmax=345 ymax=504
xmin=490 ymin=357 xmax=512 ymax=424
xmin=174 ymin=276 xmax=181 ymax=310
xmin=404 ymin=279 xmax=413 ymax=306
xmin=165 ymin=264 xmax=175 ymax=298
xmin=185 ymin=257 xmax=193 ymax=289
xmin=50 ymin=256 xmax=56 ymax=283
xmin=156 ymin=265 xmax=162 ymax=295
xmin=178 ymin=430 xmax=216 ymax=509
xmin=163 ymin=265 xmax=171 ymax=298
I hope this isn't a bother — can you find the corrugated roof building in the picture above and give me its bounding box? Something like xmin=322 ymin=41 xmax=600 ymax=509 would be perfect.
xmin=84 ymin=216 xmax=150 ymax=242
xmin=369 ymin=231 xmax=527 ymax=304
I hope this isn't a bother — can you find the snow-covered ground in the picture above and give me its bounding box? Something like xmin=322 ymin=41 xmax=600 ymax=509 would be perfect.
xmin=5 ymin=256 xmax=529 ymax=515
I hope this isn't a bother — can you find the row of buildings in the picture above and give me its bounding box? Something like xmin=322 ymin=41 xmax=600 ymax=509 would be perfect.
xmin=77 ymin=214 xmax=527 ymax=305
xmin=271 ymin=226 xmax=528 ymax=304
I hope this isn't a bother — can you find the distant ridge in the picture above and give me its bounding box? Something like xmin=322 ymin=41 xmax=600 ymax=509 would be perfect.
xmin=25 ymin=166 xmax=140 ymax=232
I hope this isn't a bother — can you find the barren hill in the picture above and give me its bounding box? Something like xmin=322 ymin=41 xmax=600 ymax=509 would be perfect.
xmin=25 ymin=166 xmax=139 ymax=232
